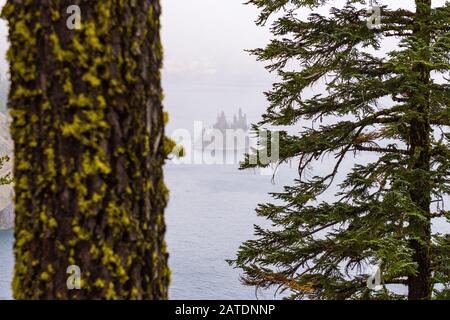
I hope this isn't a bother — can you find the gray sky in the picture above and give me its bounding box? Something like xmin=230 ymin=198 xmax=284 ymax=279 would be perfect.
xmin=161 ymin=0 xmax=271 ymax=84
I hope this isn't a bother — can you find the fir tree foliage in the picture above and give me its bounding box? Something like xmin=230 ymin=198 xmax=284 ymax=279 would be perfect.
xmin=231 ymin=0 xmax=450 ymax=300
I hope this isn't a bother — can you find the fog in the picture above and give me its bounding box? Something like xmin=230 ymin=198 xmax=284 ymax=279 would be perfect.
xmin=161 ymin=0 xmax=272 ymax=84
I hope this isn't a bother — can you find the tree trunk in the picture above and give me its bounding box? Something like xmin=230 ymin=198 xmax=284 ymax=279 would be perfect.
xmin=407 ymin=0 xmax=432 ymax=300
xmin=2 ymin=0 xmax=170 ymax=299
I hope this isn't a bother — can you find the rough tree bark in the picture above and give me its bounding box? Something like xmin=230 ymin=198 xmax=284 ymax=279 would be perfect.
xmin=407 ymin=0 xmax=432 ymax=300
xmin=2 ymin=0 xmax=170 ymax=299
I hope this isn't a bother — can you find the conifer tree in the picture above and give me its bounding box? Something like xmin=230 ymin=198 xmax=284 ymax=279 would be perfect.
xmin=2 ymin=1 xmax=170 ymax=299
xmin=230 ymin=0 xmax=450 ymax=300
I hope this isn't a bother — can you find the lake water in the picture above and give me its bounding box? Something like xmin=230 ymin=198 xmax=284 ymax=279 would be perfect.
xmin=165 ymin=163 xmax=296 ymax=300
xmin=0 ymin=229 xmax=13 ymax=300
xmin=0 ymin=163 xmax=296 ymax=300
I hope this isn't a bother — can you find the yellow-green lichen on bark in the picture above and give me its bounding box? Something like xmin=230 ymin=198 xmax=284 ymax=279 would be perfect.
xmin=2 ymin=0 xmax=170 ymax=299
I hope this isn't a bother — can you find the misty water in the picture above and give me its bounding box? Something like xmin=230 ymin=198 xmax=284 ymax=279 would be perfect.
xmin=0 ymin=229 xmax=13 ymax=300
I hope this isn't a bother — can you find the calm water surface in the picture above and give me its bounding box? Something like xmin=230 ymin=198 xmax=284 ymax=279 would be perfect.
xmin=0 ymin=229 xmax=13 ymax=300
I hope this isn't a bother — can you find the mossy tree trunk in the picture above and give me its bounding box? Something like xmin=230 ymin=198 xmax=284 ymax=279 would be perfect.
xmin=2 ymin=0 xmax=170 ymax=299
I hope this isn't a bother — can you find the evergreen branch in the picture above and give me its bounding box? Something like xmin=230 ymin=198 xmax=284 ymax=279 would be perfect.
xmin=235 ymin=0 xmax=450 ymax=300
xmin=351 ymin=146 xmax=409 ymax=155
